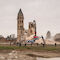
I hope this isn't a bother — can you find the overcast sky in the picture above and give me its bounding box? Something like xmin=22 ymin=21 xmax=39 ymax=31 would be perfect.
xmin=0 ymin=0 xmax=60 ymax=37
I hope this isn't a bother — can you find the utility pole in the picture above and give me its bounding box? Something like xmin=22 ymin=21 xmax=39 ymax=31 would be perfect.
xmin=33 ymin=20 xmax=36 ymax=36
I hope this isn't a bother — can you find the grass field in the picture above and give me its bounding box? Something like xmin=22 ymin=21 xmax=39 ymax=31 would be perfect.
xmin=0 ymin=44 xmax=60 ymax=53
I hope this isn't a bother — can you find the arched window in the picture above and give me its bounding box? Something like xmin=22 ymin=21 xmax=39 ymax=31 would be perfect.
xmin=22 ymin=20 xmax=23 ymax=23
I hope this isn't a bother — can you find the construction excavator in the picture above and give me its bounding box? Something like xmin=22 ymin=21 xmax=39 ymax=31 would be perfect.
xmin=26 ymin=35 xmax=46 ymax=45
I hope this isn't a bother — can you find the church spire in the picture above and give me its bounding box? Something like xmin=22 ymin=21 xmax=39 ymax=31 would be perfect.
xmin=18 ymin=8 xmax=23 ymax=15
xmin=17 ymin=8 xmax=24 ymax=19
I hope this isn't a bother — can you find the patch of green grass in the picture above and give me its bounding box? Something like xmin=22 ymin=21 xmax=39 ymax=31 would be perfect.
xmin=0 ymin=45 xmax=60 ymax=52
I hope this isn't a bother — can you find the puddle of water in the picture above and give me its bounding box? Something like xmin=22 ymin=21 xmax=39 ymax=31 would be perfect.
xmin=36 ymin=57 xmax=60 ymax=60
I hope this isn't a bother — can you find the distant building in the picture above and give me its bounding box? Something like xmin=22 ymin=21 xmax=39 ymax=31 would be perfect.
xmin=17 ymin=9 xmax=36 ymax=43
xmin=54 ymin=33 xmax=60 ymax=42
xmin=0 ymin=37 xmax=8 ymax=43
xmin=46 ymin=31 xmax=51 ymax=39
xmin=0 ymin=35 xmax=3 ymax=38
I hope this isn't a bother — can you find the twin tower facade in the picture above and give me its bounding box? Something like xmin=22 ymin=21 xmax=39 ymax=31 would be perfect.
xmin=17 ymin=9 xmax=36 ymax=43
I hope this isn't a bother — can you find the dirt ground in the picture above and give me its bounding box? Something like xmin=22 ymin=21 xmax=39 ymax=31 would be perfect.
xmin=0 ymin=50 xmax=60 ymax=60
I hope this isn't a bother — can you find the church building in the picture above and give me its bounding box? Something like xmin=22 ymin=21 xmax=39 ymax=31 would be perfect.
xmin=17 ymin=9 xmax=36 ymax=43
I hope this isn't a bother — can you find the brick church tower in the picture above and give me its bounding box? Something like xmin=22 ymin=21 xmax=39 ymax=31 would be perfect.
xmin=17 ymin=9 xmax=24 ymax=43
